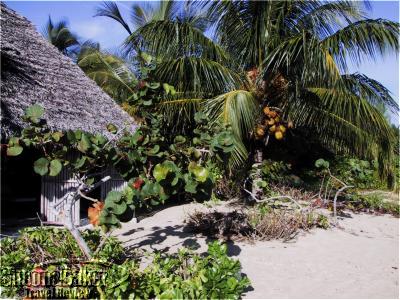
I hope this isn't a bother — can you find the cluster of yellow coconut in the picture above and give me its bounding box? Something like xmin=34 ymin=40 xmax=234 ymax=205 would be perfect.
xmin=255 ymin=106 xmax=287 ymax=140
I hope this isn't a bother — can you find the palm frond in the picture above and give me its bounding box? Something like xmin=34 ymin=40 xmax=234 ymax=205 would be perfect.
xmin=154 ymin=57 xmax=244 ymax=96
xmin=41 ymin=16 xmax=79 ymax=56
xmin=321 ymin=18 xmax=399 ymax=71
xmin=131 ymin=4 xmax=152 ymax=28
xmin=264 ymin=34 xmax=341 ymax=87
xmin=289 ymin=87 xmax=395 ymax=177
xmin=125 ymin=20 xmax=228 ymax=62
xmin=204 ymin=90 xmax=259 ymax=165
xmin=294 ymin=1 xmax=366 ymax=38
xmin=78 ymin=49 xmax=137 ymax=102
xmin=95 ymin=1 xmax=132 ymax=34
xmin=158 ymin=97 xmax=204 ymax=132
xmin=341 ymin=73 xmax=399 ymax=112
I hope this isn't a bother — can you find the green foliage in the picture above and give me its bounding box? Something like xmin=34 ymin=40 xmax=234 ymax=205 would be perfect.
xmin=1 ymin=228 xmax=250 ymax=299
xmin=121 ymin=241 xmax=250 ymax=300
xmin=0 ymin=227 xmax=124 ymax=298
xmin=315 ymin=158 xmax=330 ymax=169
xmin=336 ymin=157 xmax=378 ymax=188
xmin=261 ymin=159 xmax=291 ymax=183
xmin=7 ymin=89 xmax=234 ymax=230
xmin=347 ymin=193 xmax=400 ymax=216
xmin=42 ymin=16 xmax=79 ymax=57
xmin=326 ymin=156 xmax=383 ymax=188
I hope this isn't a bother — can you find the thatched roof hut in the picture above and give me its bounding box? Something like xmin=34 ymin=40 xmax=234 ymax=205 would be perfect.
xmin=1 ymin=3 xmax=135 ymax=141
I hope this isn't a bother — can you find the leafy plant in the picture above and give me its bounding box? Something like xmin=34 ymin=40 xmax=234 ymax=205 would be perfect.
xmin=330 ymin=156 xmax=381 ymax=188
xmin=0 ymin=228 xmax=250 ymax=300
xmin=347 ymin=193 xmax=400 ymax=216
xmin=6 ymin=74 xmax=235 ymax=232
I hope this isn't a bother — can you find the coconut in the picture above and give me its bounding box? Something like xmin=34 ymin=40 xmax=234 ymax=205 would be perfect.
xmin=269 ymin=111 xmax=277 ymax=118
xmin=256 ymin=127 xmax=265 ymax=136
xmin=267 ymin=118 xmax=275 ymax=126
xmin=275 ymin=131 xmax=283 ymax=140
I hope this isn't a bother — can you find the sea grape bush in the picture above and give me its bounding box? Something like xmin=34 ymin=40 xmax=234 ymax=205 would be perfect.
xmin=315 ymin=156 xmax=382 ymax=189
xmin=331 ymin=157 xmax=380 ymax=188
xmin=0 ymin=227 xmax=250 ymax=299
xmin=5 ymin=78 xmax=235 ymax=231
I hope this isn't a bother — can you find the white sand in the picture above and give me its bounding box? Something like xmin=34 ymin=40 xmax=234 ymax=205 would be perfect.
xmin=114 ymin=203 xmax=399 ymax=299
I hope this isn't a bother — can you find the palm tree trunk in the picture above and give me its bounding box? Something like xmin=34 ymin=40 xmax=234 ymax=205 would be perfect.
xmin=250 ymin=145 xmax=264 ymax=200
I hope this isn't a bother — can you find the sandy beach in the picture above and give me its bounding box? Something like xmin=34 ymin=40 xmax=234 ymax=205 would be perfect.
xmin=114 ymin=202 xmax=399 ymax=299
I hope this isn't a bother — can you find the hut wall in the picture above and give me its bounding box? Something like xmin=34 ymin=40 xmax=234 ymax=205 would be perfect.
xmin=101 ymin=168 xmax=128 ymax=199
xmin=41 ymin=168 xmax=80 ymax=225
xmin=41 ymin=165 xmax=128 ymax=226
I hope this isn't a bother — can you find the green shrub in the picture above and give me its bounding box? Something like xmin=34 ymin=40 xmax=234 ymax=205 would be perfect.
xmin=330 ymin=156 xmax=382 ymax=189
xmin=0 ymin=227 xmax=250 ymax=299
xmin=260 ymin=159 xmax=291 ymax=184
xmin=347 ymin=193 xmax=400 ymax=216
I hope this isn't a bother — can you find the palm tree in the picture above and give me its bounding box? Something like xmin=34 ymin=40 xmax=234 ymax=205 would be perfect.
xmin=98 ymin=1 xmax=399 ymax=182
xmin=42 ymin=16 xmax=79 ymax=57
xmin=77 ymin=42 xmax=137 ymax=103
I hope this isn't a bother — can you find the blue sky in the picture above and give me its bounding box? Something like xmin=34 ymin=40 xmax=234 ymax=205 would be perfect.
xmin=5 ymin=0 xmax=400 ymax=123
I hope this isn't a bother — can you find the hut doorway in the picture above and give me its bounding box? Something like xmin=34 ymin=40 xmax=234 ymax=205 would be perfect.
xmin=1 ymin=149 xmax=42 ymax=227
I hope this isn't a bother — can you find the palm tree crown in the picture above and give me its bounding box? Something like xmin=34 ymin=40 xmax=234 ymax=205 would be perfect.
xmin=42 ymin=16 xmax=79 ymax=56
xmin=95 ymin=0 xmax=399 ymax=179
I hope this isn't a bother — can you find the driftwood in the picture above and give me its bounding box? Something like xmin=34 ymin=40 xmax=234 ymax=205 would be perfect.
xmin=243 ymin=178 xmax=303 ymax=210
xmin=243 ymin=165 xmax=353 ymax=225
xmin=60 ymin=175 xmax=111 ymax=259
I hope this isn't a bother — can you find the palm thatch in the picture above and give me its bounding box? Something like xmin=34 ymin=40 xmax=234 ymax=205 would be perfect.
xmin=0 ymin=4 xmax=136 ymax=141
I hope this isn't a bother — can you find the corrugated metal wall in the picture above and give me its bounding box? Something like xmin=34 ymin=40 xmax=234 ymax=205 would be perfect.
xmin=41 ymin=166 xmax=127 ymax=226
xmin=41 ymin=167 xmax=80 ymax=225
xmin=100 ymin=168 xmax=128 ymax=200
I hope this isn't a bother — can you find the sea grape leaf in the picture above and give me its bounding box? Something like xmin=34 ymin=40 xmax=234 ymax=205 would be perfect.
xmin=7 ymin=146 xmax=23 ymax=156
xmin=49 ymin=159 xmax=62 ymax=176
xmin=188 ymin=162 xmax=209 ymax=183
xmin=25 ymin=104 xmax=44 ymax=123
xmin=77 ymin=133 xmax=91 ymax=153
xmin=107 ymin=123 xmax=118 ymax=134
xmin=34 ymin=157 xmax=49 ymax=176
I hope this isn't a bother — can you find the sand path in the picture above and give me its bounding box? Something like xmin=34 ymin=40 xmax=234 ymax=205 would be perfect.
xmin=113 ymin=203 xmax=399 ymax=299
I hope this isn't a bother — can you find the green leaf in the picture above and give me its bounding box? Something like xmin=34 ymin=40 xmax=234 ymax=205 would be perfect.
xmin=184 ymin=178 xmax=198 ymax=193
xmin=188 ymin=162 xmax=209 ymax=183
xmin=49 ymin=159 xmax=62 ymax=176
xmin=25 ymin=104 xmax=44 ymax=123
xmin=74 ymin=156 xmax=87 ymax=168
xmin=147 ymin=144 xmax=160 ymax=155
xmin=77 ymin=133 xmax=91 ymax=153
xmin=142 ymin=99 xmax=153 ymax=106
xmin=162 ymin=83 xmax=176 ymax=95
xmin=105 ymin=201 xmax=127 ymax=215
xmin=6 ymin=146 xmax=23 ymax=156
xmin=34 ymin=157 xmax=49 ymax=176
xmin=146 ymin=82 xmax=160 ymax=89
xmin=315 ymin=158 xmax=330 ymax=169
xmin=51 ymin=132 xmax=63 ymax=142
xmin=140 ymin=52 xmax=153 ymax=64
xmin=105 ymin=191 xmax=123 ymax=204
xmin=99 ymin=213 xmax=119 ymax=226
xmin=153 ymin=163 xmax=170 ymax=182
xmin=107 ymin=123 xmax=118 ymax=134
xmin=174 ymin=135 xmax=186 ymax=144
xmin=8 ymin=137 xmax=20 ymax=146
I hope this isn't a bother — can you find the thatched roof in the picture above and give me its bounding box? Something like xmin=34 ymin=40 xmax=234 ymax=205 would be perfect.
xmin=1 ymin=4 xmax=135 ymax=141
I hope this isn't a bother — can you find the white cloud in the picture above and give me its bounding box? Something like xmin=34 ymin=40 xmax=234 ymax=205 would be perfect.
xmin=71 ymin=18 xmax=127 ymax=49
xmin=72 ymin=20 xmax=104 ymax=39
